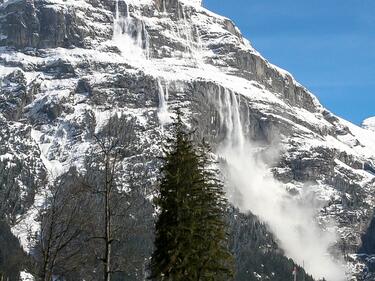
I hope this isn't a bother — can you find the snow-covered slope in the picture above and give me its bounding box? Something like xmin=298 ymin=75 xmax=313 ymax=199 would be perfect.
xmin=362 ymin=117 xmax=375 ymax=132
xmin=0 ymin=0 xmax=374 ymax=280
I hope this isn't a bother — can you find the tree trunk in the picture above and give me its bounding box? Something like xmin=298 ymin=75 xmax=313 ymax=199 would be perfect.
xmin=104 ymin=190 xmax=112 ymax=281
xmin=104 ymin=156 xmax=112 ymax=281
xmin=46 ymin=270 xmax=53 ymax=281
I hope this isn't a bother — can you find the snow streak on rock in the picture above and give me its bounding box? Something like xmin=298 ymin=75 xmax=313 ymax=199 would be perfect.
xmin=215 ymin=87 xmax=244 ymax=149
xmin=157 ymin=78 xmax=171 ymax=127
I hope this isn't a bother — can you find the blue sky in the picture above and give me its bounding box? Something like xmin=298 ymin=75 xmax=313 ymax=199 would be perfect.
xmin=203 ymin=0 xmax=375 ymax=125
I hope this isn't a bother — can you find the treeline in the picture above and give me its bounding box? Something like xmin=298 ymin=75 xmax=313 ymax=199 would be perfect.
xmin=1 ymin=114 xmax=319 ymax=281
xmin=228 ymin=209 xmax=316 ymax=281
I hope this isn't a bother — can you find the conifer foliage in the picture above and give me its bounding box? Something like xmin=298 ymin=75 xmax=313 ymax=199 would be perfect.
xmin=150 ymin=114 xmax=234 ymax=281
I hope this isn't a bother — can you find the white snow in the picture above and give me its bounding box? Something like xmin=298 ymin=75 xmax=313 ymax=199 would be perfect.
xmin=180 ymin=0 xmax=202 ymax=6
xmin=11 ymin=192 xmax=47 ymax=253
xmin=339 ymin=117 xmax=375 ymax=159
xmin=362 ymin=116 xmax=375 ymax=132
xmin=20 ymin=271 xmax=35 ymax=281
xmin=93 ymin=108 xmax=112 ymax=134
xmin=0 ymin=64 xmax=19 ymax=78
xmin=113 ymin=0 xmax=150 ymax=60
xmin=157 ymin=78 xmax=172 ymax=126
xmin=0 ymin=153 xmax=14 ymax=161
xmin=123 ymin=0 xmax=153 ymax=6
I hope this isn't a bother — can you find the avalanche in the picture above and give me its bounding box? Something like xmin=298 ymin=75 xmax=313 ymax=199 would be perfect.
xmin=0 ymin=0 xmax=374 ymax=280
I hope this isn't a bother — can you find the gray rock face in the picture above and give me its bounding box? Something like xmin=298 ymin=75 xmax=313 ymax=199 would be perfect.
xmin=0 ymin=69 xmax=29 ymax=120
xmin=0 ymin=115 xmax=45 ymax=221
xmin=0 ymin=0 xmax=112 ymax=48
xmin=0 ymin=0 xmax=375 ymax=279
xmin=1 ymin=0 xmax=40 ymax=48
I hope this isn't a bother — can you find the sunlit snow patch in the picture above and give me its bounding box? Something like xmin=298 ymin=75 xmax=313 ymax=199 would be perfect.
xmin=362 ymin=117 xmax=375 ymax=132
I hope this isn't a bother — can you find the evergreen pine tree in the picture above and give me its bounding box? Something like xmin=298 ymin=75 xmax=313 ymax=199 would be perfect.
xmin=150 ymin=113 xmax=234 ymax=281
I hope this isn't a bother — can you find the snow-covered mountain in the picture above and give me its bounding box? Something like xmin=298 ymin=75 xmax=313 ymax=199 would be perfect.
xmin=0 ymin=0 xmax=375 ymax=280
xmin=363 ymin=117 xmax=375 ymax=132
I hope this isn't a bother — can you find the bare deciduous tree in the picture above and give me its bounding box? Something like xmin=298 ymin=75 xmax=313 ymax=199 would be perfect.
xmin=84 ymin=115 xmax=138 ymax=281
xmin=34 ymin=172 xmax=90 ymax=281
xmin=33 ymin=114 xmax=153 ymax=281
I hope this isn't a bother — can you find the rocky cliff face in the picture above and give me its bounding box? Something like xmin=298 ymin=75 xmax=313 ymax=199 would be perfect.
xmin=0 ymin=0 xmax=375 ymax=280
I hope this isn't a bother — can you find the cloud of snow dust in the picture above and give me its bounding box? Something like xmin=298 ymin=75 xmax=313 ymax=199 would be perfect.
xmin=220 ymin=144 xmax=346 ymax=281
xmin=212 ymin=87 xmax=346 ymax=281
